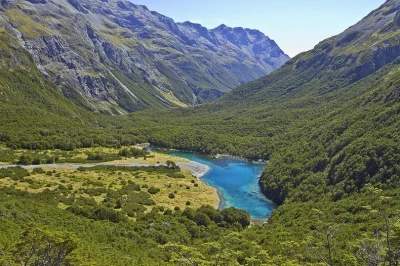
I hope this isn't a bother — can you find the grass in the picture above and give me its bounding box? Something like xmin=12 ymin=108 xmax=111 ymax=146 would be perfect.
xmin=0 ymin=148 xmax=218 ymax=211
xmin=160 ymin=90 xmax=188 ymax=108
xmin=6 ymin=9 xmax=54 ymax=39
xmin=98 ymin=25 xmax=139 ymax=49
xmin=0 ymin=145 xmax=186 ymax=164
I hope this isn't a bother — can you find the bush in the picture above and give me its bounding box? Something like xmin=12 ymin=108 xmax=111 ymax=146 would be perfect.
xmin=168 ymin=193 xmax=175 ymax=199
xmin=32 ymin=168 xmax=45 ymax=174
xmin=17 ymin=155 xmax=32 ymax=165
xmin=148 ymin=186 xmax=161 ymax=195
xmin=164 ymin=209 xmax=173 ymax=215
xmin=0 ymin=167 xmax=30 ymax=180
xmin=32 ymin=158 xmax=41 ymax=165
xmin=167 ymin=172 xmax=185 ymax=178
xmin=87 ymin=153 xmax=103 ymax=161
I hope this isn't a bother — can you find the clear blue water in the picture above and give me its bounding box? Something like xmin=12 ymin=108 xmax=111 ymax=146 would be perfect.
xmin=167 ymin=151 xmax=275 ymax=219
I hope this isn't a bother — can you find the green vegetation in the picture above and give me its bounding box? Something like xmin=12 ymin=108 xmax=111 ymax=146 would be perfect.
xmin=0 ymin=0 xmax=399 ymax=265
xmin=0 ymin=165 xmax=251 ymax=265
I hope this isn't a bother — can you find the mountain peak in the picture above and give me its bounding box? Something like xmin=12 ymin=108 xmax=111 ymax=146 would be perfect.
xmin=0 ymin=0 xmax=289 ymax=111
xmin=214 ymin=24 xmax=229 ymax=31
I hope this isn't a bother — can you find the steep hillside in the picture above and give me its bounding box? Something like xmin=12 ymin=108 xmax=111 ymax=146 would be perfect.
xmin=118 ymin=2 xmax=400 ymax=262
xmin=0 ymin=27 xmax=90 ymax=147
xmin=0 ymin=0 xmax=288 ymax=113
xmin=127 ymin=0 xmax=400 ymax=159
xmin=0 ymin=26 xmax=146 ymax=150
xmin=0 ymin=0 xmax=400 ymax=264
xmin=218 ymin=0 xmax=400 ymax=107
xmin=125 ymin=0 xmax=400 ymax=205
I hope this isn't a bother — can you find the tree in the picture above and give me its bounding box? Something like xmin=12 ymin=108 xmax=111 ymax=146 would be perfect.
xmin=163 ymin=244 xmax=206 ymax=266
xmin=32 ymin=157 xmax=41 ymax=165
xmin=309 ymin=208 xmax=341 ymax=266
xmin=364 ymin=185 xmax=400 ymax=264
xmin=194 ymin=213 xmax=211 ymax=227
xmin=354 ymin=231 xmax=384 ymax=266
xmin=370 ymin=197 xmax=400 ymax=265
xmin=221 ymin=207 xmax=250 ymax=228
xmin=166 ymin=160 xmax=178 ymax=170
xmin=17 ymin=155 xmax=32 ymax=165
xmin=15 ymin=228 xmax=77 ymax=266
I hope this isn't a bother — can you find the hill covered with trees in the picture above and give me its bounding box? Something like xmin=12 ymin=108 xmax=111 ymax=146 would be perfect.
xmin=0 ymin=0 xmax=400 ymax=265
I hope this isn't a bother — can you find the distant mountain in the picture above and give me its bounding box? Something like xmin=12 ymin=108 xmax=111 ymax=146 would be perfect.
xmin=0 ymin=0 xmax=400 ymax=264
xmin=126 ymin=0 xmax=400 ymax=206
xmin=219 ymin=0 xmax=400 ymax=107
xmin=0 ymin=0 xmax=288 ymax=113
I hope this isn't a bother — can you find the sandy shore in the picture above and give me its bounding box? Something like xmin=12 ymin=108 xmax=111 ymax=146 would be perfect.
xmin=176 ymin=161 xmax=210 ymax=178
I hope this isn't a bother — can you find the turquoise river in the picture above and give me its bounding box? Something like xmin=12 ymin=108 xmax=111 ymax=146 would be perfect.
xmin=168 ymin=151 xmax=275 ymax=219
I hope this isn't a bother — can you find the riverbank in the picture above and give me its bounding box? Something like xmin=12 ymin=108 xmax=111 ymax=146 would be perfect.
xmin=177 ymin=161 xmax=220 ymax=209
xmin=166 ymin=151 xmax=275 ymax=218
xmin=153 ymin=147 xmax=267 ymax=163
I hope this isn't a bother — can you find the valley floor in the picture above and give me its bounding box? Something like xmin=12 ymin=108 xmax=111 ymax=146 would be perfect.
xmin=0 ymin=146 xmax=219 ymax=210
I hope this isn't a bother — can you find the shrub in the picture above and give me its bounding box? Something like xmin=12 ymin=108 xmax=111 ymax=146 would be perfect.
xmin=148 ymin=186 xmax=161 ymax=195
xmin=32 ymin=158 xmax=41 ymax=165
xmin=32 ymin=168 xmax=45 ymax=174
xmin=164 ymin=209 xmax=173 ymax=215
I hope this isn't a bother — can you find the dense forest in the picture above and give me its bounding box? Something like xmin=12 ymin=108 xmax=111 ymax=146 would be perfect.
xmin=0 ymin=0 xmax=400 ymax=265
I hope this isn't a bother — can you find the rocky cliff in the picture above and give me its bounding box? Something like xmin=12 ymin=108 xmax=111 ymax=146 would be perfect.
xmin=0 ymin=0 xmax=289 ymax=113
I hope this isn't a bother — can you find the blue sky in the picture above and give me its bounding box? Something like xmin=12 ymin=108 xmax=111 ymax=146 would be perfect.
xmin=132 ymin=0 xmax=385 ymax=57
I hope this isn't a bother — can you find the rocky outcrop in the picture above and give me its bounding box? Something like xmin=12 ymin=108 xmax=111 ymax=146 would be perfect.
xmin=67 ymin=0 xmax=88 ymax=13
xmin=0 ymin=0 xmax=289 ymax=112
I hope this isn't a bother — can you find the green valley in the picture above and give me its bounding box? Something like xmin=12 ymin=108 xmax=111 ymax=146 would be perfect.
xmin=0 ymin=0 xmax=400 ymax=265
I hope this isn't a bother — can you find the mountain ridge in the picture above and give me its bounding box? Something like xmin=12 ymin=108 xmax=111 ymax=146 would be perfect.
xmin=0 ymin=0 xmax=289 ymax=113
xmin=1 ymin=1 xmax=400 ymax=264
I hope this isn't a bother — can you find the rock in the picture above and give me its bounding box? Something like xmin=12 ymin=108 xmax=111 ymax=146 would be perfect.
xmin=25 ymin=0 xmax=47 ymax=4
xmin=162 ymin=221 xmax=171 ymax=228
xmin=1 ymin=0 xmax=16 ymax=8
xmin=67 ymin=0 xmax=88 ymax=14
xmin=0 ymin=0 xmax=289 ymax=112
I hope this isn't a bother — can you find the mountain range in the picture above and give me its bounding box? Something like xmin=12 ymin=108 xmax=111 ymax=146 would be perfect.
xmin=0 ymin=0 xmax=288 ymax=113
xmin=0 ymin=0 xmax=400 ymax=264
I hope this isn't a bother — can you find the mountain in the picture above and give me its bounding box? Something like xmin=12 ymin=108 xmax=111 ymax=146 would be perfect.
xmin=121 ymin=1 xmax=400 ymax=261
xmin=0 ymin=0 xmax=400 ymax=264
xmin=218 ymin=0 xmax=400 ymax=107
xmin=129 ymin=0 xmax=400 ymax=198
xmin=0 ymin=0 xmax=288 ymax=114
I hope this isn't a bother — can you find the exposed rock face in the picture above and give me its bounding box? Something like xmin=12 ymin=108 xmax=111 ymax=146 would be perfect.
xmin=0 ymin=0 xmax=289 ymax=112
